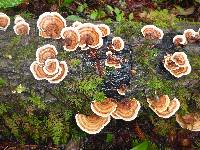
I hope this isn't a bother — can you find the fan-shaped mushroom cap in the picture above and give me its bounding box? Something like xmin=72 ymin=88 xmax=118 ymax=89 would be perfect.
xmin=30 ymin=61 xmax=47 ymax=80
xmin=98 ymin=24 xmax=110 ymax=37
xmin=105 ymin=52 xmax=121 ymax=69
xmin=176 ymin=113 xmax=200 ymax=131
xmin=147 ymin=95 xmax=171 ymax=113
xmin=141 ymin=25 xmax=164 ymax=40
xmin=75 ymin=114 xmax=110 ymax=134
xmin=72 ymin=21 xmax=82 ymax=28
xmin=112 ymin=37 xmax=124 ymax=51
xmin=163 ymin=52 xmax=191 ymax=78
xmin=183 ymin=29 xmax=198 ymax=43
xmin=170 ymin=65 xmax=191 ymax=78
xmin=43 ymin=59 xmax=59 ymax=76
xmin=36 ymin=44 xmax=58 ymax=63
xmin=173 ymin=35 xmax=187 ymax=46
xmin=153 ymin=98 xmax=180 ymax=118
xmin=13 ymin=21 xmax=30 ymax=35
xmin=14 ymin=15 xmax=25 ymax=24
xmin=77 ymin=23 xmax=103 ymax=50
xmin=0 ymin=12 xmax=10 ymax=31
xmin=91 ymin=98 xmax=117 ymax=117
xmin=61 ymin=27 xmax=80 ymax=51
xmin=171 ymin=52 xmax=189 ymax=67
xmin=111 ymin=98 xmax=141 ymax=121
xmin=37 ymin=12 xmax=66 ymax=39
xmin=117 ymin=84 xmax=127 ymax=95
xmin=48 ymin=61 xmax=68 ymax=84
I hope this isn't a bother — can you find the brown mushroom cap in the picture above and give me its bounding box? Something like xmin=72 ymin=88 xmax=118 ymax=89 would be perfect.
xmin=163 ymin=52 xmax=191 ymax=78
xmin=111 ymin=98 xmax=141 ymax=121
xmin=153 ymin=98 xmax=180 ymax=118
xmin=147 ymin=95 xmax=170 ymax=113
xmin=30 ymin=61 xmax=47 ymax=80
xmin=36 ymin=44 xmax=58 ymax=63
xmin=48 ymin=61 xmax=68 ymax=84
xmin=112 ymin=37 xmax=124 ymax=51
xmin=173 ymin=35 xmax=187 ymax=46
xmin=43 ymin=59 xmax=60 ymax=76
xmin=141 ymin=25 xmax=164 ymax=40
xmin=176 ymin=113 xmax=200 ymax=131
xmin=61 ymin=27 xmax=80 ymax=51
xmin=13 ymin=21 xmax=30 ymax=35
xmin=77 ymin=23 xmax=103 ymax=50
xmin=171 ymin=52 xmax=189 ymax=67
xmin=183 ymin=29 xmax=198 ymax=43
xmin=91 ymin=98 xmax=117 ymax=117
xmin=98 ymin=24 xmax=110 ymax=37
xmin=0 ymin=12 xmax=10 ymax=31
xmin=37 ymin=12 xmax=66 ymax=39
xmin=75 ymin=114 xmax=110 ymax=134
xmin=105 ymin=52 xmax=121 ymax=69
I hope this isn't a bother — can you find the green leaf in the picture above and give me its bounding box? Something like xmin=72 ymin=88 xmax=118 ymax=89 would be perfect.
xmin=130 ymin=141 xmax=149 ymax=150
xmin=66 ymin=15 xmax=83 ymax=21
xmin=77 ymin=3 xmax=88 ymax=13
xmin=0 ymin=0 xmax=24 ymax=8
xmin=114 ymin=7 xmax=121 ymax=15
xmin=106 ymin=5 xmax=114 ymax=14
xmin=64 ymin=0 xmax=74 ymax=4
xmin=90 ymin=10 xmax=98 ymax=20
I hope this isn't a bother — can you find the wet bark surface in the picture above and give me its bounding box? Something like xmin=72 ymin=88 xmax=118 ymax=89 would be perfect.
xmin=0 ymin=19 xmax=200 ymax=149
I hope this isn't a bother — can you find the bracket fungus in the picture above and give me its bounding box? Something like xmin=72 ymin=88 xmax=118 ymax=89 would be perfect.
xmin=117 ymin=84 xmax=127 ymax=95
xmin=173 ymin=35 xmax=187 ymax=46
xmin=13 ymin=15 xmax=30 ymax=35
xmin=176 ymin=113 xmax=200 ymax=131
xmin=97 ymin=24 xmax=110 ymax=37
xmin=163 ymin=52 xmax=191 ymax=78
xmin=147 ymin=95 xmax=180 ymax=118
xmin=77 ymin=23 xmax=103 ymax=50
xmin=91 ymin=98 xmax=117 ymax=117
xmin=30 ymin=44 xmax=68 ymax=83
xmin=111 ymin=98 xmax=141 ymax=121
xmin=183 ymin=29 xmax=199 ymax=43
xmin=111 ymin=37 xmax=124 ymax=51
xmin=75 ymin=114 xmax=110 ymax=134
xmin=105 ymin=51 xmax=121 ymax=69
xmin=37 ymin=12 xmax=66 ymax=39
xmin=72 ymin=21 xmax=82 ymax=28
xmin=141 ymin=25 xmax=164 ymax=40
xmin=0 ymin=12 xmax=10 ymax=31
xmin=61 ymin=27 xmax=80 ymax=51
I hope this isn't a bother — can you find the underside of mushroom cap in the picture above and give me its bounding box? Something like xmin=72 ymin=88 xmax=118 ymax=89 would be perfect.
xmin=147 ymin=95 xmax=171 ymax=113
xmin=75 ymin=114 xmax=110 ymax=134
xmin=111 ymin=98 xmax=141 ymax=121
xmin=48 ymin=61 xmax=68 ymax=84
xmin=61 ymin=27 xmax=80 ymax=51
xmin=112 ymin=37 xmax=124 ymax=51
xmin=0 ymin=12 xmax=10 ymax=31
xmin=153 ymin=98 xmax=180 ymax=118
xmin=141 ymin=25 xmax=164 ymax=40
xmin=77 ymin=23 xmax=103 ymax=50
xmin=36 ymin=44 xmax=58 ymax=63
xmin=91 ymin=98 xmax=117 ymax=117
xmin=13 ymin=21 xmax=30 ymax=35
xmin=37 ymin=12 xmax=66 ymax=39
xmin=98 ymin=24 xmax=110 ymax=37
xmin=176 ymin=113 xmax=200 ymax=131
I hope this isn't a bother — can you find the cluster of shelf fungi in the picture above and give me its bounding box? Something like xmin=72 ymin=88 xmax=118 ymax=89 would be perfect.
xmin=0 ymin=12 xmax=200 ymax=135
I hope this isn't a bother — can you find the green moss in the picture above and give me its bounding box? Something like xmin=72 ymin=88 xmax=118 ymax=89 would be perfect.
xmin=0 ymin=77 xmax=6 ymax=87
xmin=114 ymin=21 xmax=142 ymax=39
xmin=69 ymin=58 xmax=81 ymax=68
xmin=148 ymin=9 xmax=179 ymax=29
xmin=28 ymin=92 xmax=46 ymax=110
